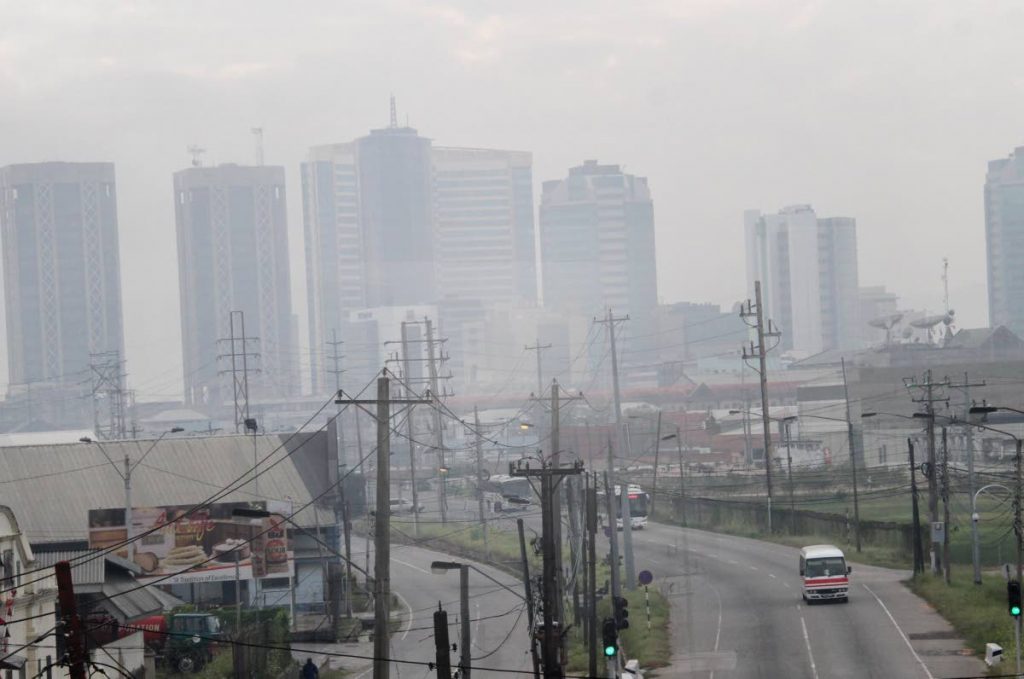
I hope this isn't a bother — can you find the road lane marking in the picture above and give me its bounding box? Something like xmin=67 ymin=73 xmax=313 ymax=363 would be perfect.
xmin=392 ymin=558 xmax=431 ymax=574
xmin=799 ymin=614 xmax=820 ymax=679
xmin=863 ymin=584 xmax=935 ymax=679
xmin=769 ymin=573 xmax=777 ymax=579
xmin=728 ymin=560 xmax=738 ymax=565
xmin=748 ymin=565 xmax=758 ymax=571
xmin=396 ymin=590 xmax=413 ymax=641
xmin=783 ymin=582 xmax=791 ymax=589
xmin=709 ymin=583 xmax=724 ymax=679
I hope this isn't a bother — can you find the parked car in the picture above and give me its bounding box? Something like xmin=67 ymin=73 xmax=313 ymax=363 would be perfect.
xmin=390 ymin=498 xmax=425 ymax=514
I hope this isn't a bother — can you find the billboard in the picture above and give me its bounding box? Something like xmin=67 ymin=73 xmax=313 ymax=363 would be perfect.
xmin=88 ymin=500 xmax=294 ymax=585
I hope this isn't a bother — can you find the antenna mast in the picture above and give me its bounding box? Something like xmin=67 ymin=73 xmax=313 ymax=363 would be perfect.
xmin=251 ymin=127 xmax=264 ymax=166
xmin=187 ymin=145 xmax=206 ymax=168
xmin=942 ymin=257 xmax=950 ymax=313
xmin=389 ymin=95 xmax=398 ymax=128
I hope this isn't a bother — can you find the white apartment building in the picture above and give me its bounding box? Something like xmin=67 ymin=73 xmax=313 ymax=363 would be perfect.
xmin=745 ymin=205 xmax=859 ymax=356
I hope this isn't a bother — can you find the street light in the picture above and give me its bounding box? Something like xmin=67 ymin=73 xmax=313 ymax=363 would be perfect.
xmin=430 ymin=560 xmax=525 ymax=679
xmin=660 ymin=430 xmax=686 ymax=527
xmin=80 ymin=427 xmax=184 ymax=562
xmin=967 ymin=407 xmax=1024 ymax=679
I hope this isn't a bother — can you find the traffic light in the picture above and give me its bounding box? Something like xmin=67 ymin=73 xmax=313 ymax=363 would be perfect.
xmin=602 ymin=617 xmax=618 ymax=657
xmin=1009 ymin=580 xmax=1022 ymax=618
xmin=613 ymin=595 xmax=630 ymax=630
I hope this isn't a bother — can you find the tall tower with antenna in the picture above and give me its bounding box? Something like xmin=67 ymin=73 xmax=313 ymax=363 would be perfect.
xmin=389 ymin=95 xmax=398 ymax=128
xmin=942 ymin=257 xmax=950 ymax=313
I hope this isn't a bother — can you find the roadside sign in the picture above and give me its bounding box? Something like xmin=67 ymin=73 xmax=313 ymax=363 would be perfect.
xmin=638 ymin=570 xmax=653 ymax=586
xmin=931 ymin=521 xmax=945 ymax=543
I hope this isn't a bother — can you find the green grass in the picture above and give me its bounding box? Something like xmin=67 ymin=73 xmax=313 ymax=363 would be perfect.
xmin=908 ymin=570 xmax=1015 ymax=675
xmin=564 ymin=586 xmax=671 ymax=673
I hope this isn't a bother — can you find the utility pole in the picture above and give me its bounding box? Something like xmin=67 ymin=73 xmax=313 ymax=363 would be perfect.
xmin=906 ymin=369 xmax=949 ymax=575
xmin=218 ymin=310 xmax=261 ymax=434
xmin=942 ymin=427 xmax=951 ymax=585
xmin=841 ymin=358 xmax=862 ymax=552
xmin=511 ymin=459 xmax=583 ymax=679
xmin=459 ymin=565 xmax=471 ymax=679
xmin=908 ymin=439 xmax=925 ymax=575
xmin=949 ymin=373 xmax=986 ymax=584
xmin=603 ymin=466 xmax=621 ymax=602
xmin=55 ymin=561 xmax=87 ymax=679
xmin=518 ymin=518 xmax=542 ymax=679
xmin=433 ymin=604 xmax=454 ymax=679
xmin=400 ymin=322 xmax=421 ymax=537
xmin=474 ymin=406 xmax=489 ymax=559
xmin=326 ymin=329 xmax=346 ymax=467
xmin=425 ymin=318 xmax=448 ymax=524
xmin=525 ymin=340 xmax=553 ymax=397
xmin=594 ymin=309 xmax=629 ymax=455
xmin=675 ymin=428 xmax=687 ymax=526
xmin=335 ymin=375 xmax=429 ymax=679
xmin=650 ymin=411 xmax=663 ymax=518
xmin=740 ymin=280 xmax=781 ymax=533
xmin=586 ymin=477 xmax=599 ymax=679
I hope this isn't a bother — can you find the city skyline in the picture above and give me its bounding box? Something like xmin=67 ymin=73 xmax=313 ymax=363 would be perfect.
xmin=0 ymin=2 xmax=1006 ymax=401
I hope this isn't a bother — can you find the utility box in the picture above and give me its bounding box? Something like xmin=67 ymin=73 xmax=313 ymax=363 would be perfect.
xmin=985 ymin=642 xmax=1003 ymax=666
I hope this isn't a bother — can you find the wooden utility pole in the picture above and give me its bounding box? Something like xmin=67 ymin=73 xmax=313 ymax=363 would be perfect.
xmin=841 ymin=358 xmax=862 ymax=552
xmin=604 ymin=448 xmax=621 ymax=601
xmin=949 ymin=373 xmax=986 ymax=584
xmin=942 ymin=426 xmax=951 ymax=584
xmin=425 ymin=318 xmax=448 ymax=524
xmin=906 ymin=370 xmax=949 ymax=575
xmin=400 ymin=322 xmax=421 ymax=537
xmin=474 ymin=406 xmax=489 ymax=559
xmin=55 ymin=561 xmax=87 ymax=679
xmin=741 ymin=280 xmax=781 ymax=533
xmin=511 ymin=459 xmax=583 ymax=678
xmin=586 ymin=477 xmax=599 ymax=679
xmin=433 ymin=604 xmax=454 ymax=679
xmin=335 ymin=375 xmax=429 ymax=679
xmin=525 ymin=340 xmax=552 ymax=397
xmin=650 ymin=411 xmax=663 ymax=518
xmin=908 ymin=439 xmax=925 ymax=575
xmin=517 ymin=518 xmax=542 ymax=679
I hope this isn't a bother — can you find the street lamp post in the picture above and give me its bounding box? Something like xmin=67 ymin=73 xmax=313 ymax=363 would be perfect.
xmin=80 ymin=427 xmax=184 ymax=562
xmin=661 ymin=430 xmax=685 ymax=526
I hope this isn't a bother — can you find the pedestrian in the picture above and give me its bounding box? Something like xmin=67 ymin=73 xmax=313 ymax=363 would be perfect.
xmin=300 ymin=657 xmax=319 ymax=679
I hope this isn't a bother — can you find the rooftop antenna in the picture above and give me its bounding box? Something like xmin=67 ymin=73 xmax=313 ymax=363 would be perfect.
xmin=187 ymin=145 xmax=206 ymax=168
xmin=942 ymin=257 xmax=950 ymax=314
xmin=251 ymin=127 xmax=264 ymax=166
xmin=389 ymin=94 xmax=397 ymax=128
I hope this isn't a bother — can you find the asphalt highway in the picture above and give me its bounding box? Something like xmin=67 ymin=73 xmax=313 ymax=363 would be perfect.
xmin=629 ymin=522 xmax=986 ymax=678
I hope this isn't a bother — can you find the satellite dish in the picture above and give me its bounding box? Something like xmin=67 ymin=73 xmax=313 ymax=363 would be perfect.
xmin=869 ymin=312 xmax=903 ymax=330
xmin=910 ymin=314 xmax=948 ymax=329
xmin=902 ymin=326 xmax=914 ymax=339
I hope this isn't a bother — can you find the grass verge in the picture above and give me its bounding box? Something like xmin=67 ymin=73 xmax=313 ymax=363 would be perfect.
xmin=564 ymin=586 xmax=671 ymax=674
xmin=908 ymin=570 xmax=1014 ymax=675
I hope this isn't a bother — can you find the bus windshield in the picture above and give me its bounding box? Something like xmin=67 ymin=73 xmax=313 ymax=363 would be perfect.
xmin=614 ymin=492 xmax=649 ymax=518
xmin=805 ymin=557 xmax=846 ymax=578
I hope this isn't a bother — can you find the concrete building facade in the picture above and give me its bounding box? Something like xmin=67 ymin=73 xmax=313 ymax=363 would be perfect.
xmin=745 ymin=205 xmax=859 ymax=356
xmin=0 ymin=162 xmax=126 ymax=392
xmin=302 ymin=123 xmax=538 ymax=395
xmin=539 ymin=160 xmax=658 ymax=320
xmin=985 ymin=146 xmax=1024 ymax=335
xmin=174 ymin=164 xmax=297 ymax=409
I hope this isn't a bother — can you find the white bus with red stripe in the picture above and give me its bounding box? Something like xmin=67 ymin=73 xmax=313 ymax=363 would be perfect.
xmin=799 ymin=544 xmax=851 ymax=603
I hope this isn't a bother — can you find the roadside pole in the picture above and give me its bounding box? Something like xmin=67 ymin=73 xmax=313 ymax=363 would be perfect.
xmin=474 ymin=406 xmax=489 ymax=559
xmin=603 ymin=468 xmax=621 ymax=602
xmin=909 ymin=439 xmax=925 ymax=575
xmin=621 ymin=485 xmax=636 ymax=590
xmin=587 ymin=476 xmax=599 ymax=679
xmin=517 ymin=518 xmax=542 ymax=679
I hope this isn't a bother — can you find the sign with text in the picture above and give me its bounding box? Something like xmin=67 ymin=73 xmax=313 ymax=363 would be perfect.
xmin=88 ymin=500 xmax=293 ymax=585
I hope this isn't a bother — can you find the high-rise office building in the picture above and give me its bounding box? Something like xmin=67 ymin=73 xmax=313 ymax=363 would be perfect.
xmin=985 ymin=147 xmax=1024 ymax=334
xmin=744 ymin=205 xmax=860 ymax=356
xmin=433 ymin=147 xmax=536 ymax=306
xmin=0 ymin=162 xmax=126 ymax=392
xmin=174 ymin=164 xmax=297 ymax=408
xmin=539 ymin=160 xmax=658 ymax=319
xmin=302 ymin=119 xmax=538 ymax=393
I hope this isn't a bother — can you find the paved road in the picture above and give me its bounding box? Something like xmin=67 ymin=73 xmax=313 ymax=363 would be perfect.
xmin=341 ymin=539 xmax=534 ymax=678
xmin=628 ymin=523 xmax=986 ymax=678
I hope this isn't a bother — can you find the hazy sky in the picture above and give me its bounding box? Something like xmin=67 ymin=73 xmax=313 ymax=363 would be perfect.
xmin=1 ymin=0 xmax=1019 ymax=400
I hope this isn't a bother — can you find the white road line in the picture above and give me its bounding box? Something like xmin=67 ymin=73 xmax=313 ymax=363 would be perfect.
xmin=783 ymin=582 xmax=791 ymax=589
xmin=799 ymin=614 xmax=820 ymax=679
xmin=392 ymin=558 xmax=431 ymax=574
xmin=396 ymin=590 xmax=414 ymax=641
xmin=768 ymin=573 xmax=777 ymax=579
xmin=728 ymin=560 xmax=738 ymax=565
xmin=748 ymin=565 xmax=758 ymax=571
xmin=709 ymin=583 xmax=724 ymax=679
xmin=863 ymin=584 xmax=934 ymax=679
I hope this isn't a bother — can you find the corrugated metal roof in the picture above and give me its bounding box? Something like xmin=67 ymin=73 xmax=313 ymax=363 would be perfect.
xmin=0 ymin=434 xmax=336 ymax=544
xmin=33 ymin=549 xmax=106 ymax=586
